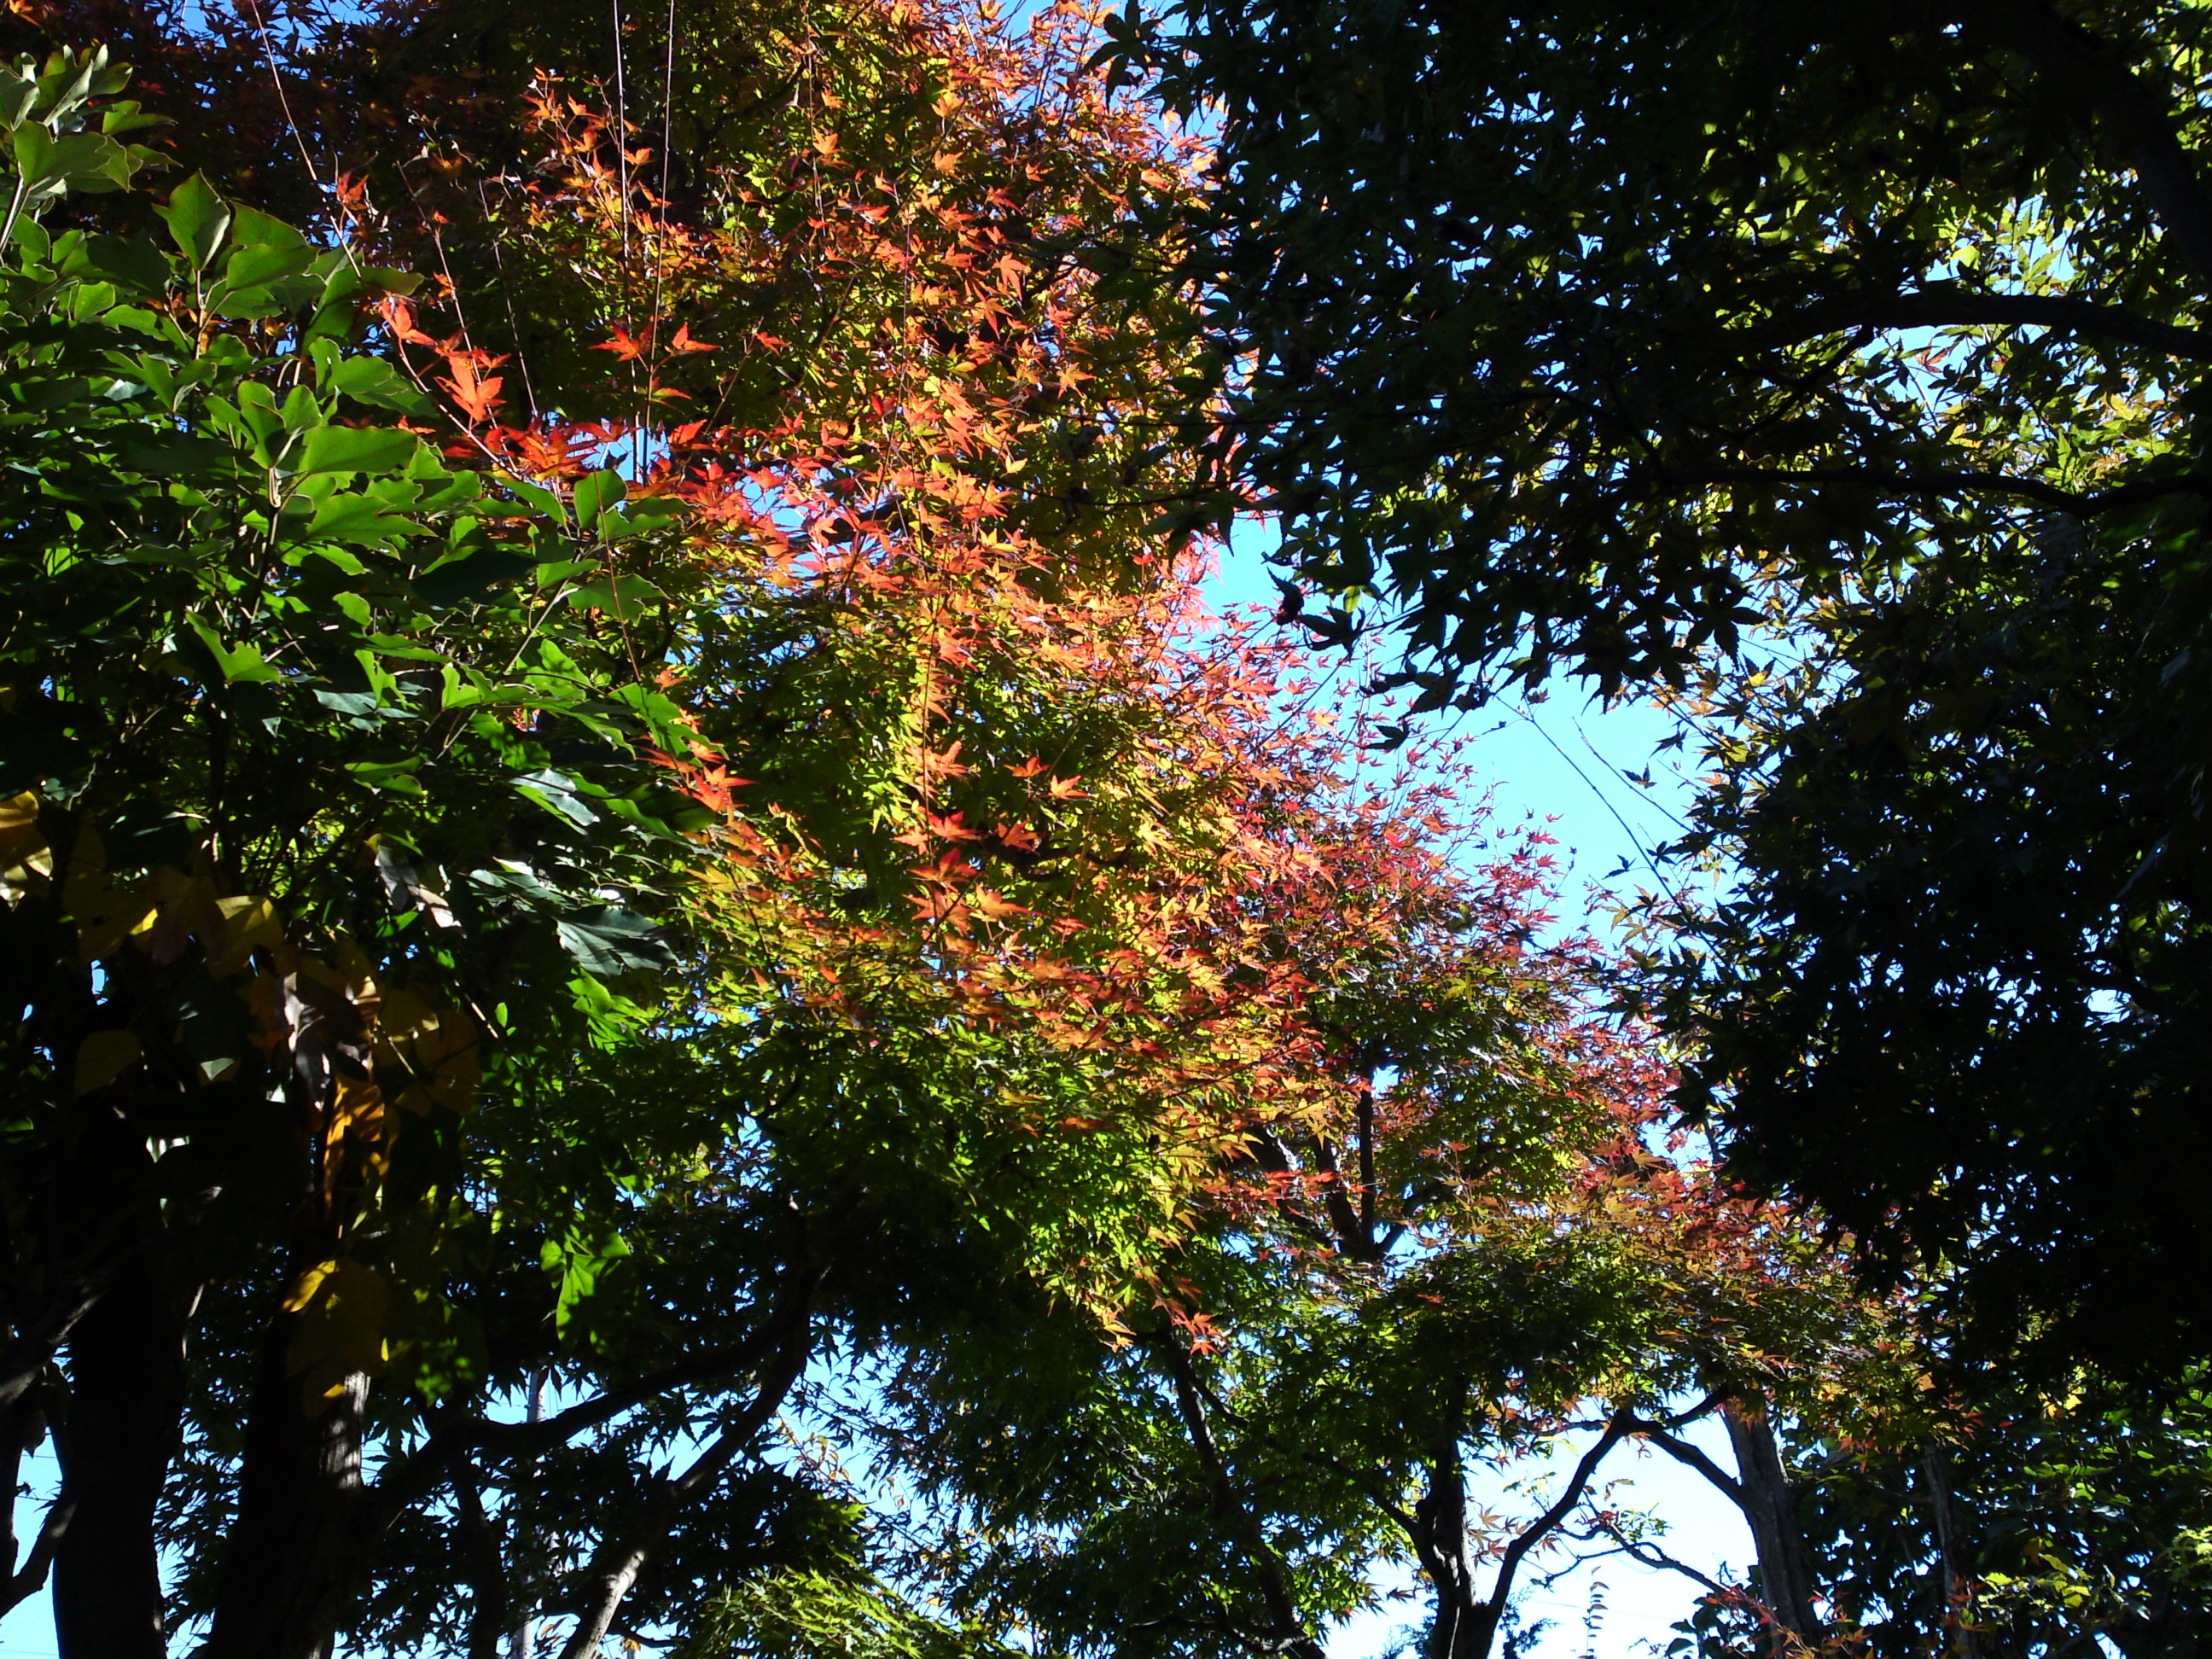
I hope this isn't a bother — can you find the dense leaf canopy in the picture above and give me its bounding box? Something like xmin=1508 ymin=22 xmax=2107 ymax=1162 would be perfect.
xmin=1120 ymin=0 xmax=2212 ymax=1378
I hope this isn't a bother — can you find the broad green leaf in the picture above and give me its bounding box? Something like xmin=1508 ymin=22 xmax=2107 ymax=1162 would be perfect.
xmin=300 ymin=425 xmax=419 ymax=477
xmin=515 ymin=769 xmax=598 ymax=828
xmin=331 ymin=355 xmax=437 ymax=417
xmin=572 ymin=467 xmax=626 ymax=525
xmin=555 ymin=907 xmax=674 ymax=976
xmin=56 ymin=230 xmax=167 ymax=293
xmin=568 ymin=574 xmax=664 ymax=617
xmin=306 ymin=492 xmax=416 ymax=545
xmin=154 ymin=171 xmax=229 ymax=271
xmin=183 ymin=614 xmax=281 ymax=684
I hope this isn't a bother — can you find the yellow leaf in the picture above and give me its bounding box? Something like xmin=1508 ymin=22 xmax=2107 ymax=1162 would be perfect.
xmin=73 ymin=1029 xmax=143 ymax=1097
xmin=282 ymin=1258 xmax=340 ymax=1314
xmin=284 ymin=1258 xmax=390 ymax=1405
xmin=0 ymin=793 xmax=46 ymax=894
xmin=207 ymin=894 xmax=283 ymax=977
xmin=64 ymin=827 xmax=156 ymax=965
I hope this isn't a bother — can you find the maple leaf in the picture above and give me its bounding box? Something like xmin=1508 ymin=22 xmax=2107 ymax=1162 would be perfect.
xmin=668 ymin=323 xmax=718 ymax=354
xmin=378 ymin=296 xmax=439 ymax=347
xmin=971 ymin=890 xmax=1031 ymax=922
xmin=437 ymin=352 xmax=508 ymax=426
xmin=593 ymin=326 xmax=651 ymax=361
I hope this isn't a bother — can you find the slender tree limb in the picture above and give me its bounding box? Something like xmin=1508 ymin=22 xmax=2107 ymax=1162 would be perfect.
xmin=1683 ymin=464 xmax=2212 ymax=515
xmin=368 ymin=1295 xmax=806 ymax=1534
xmin=1749 ymin=286 xmax=2212 ymax=361
xmin=552 ymin=1272 xmax=819 ymax=1659
xmin=1147 ymin=1324 xmax=1328 ymax=1659
xmin=0 ymin=1271 xmax=123 ymax=1412
xmin=1623 ymin=1420 xmax=1744 ymax=1505
xmin=1465 ymin=1411 xmax=1634 ymax=1659
xmin=0 ymin=1491 xmax=74 ymax=1614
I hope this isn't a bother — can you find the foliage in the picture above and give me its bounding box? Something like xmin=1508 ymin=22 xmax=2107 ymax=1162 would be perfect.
xmin=1662 ymin=1382 xmax=2212 ymax=1659
xmin=1115 ymin=0 xmax=2212 ymax=1378
xmin=0 ymin=10 xmax=1669 ymax=1656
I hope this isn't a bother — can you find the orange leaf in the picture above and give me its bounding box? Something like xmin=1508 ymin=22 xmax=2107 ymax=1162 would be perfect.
xmin=438 ymin=354 xmax=507 ymax=426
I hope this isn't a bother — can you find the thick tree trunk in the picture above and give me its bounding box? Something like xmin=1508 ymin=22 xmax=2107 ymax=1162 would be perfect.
xmin=50 ymin=1266 xmax=188 ymax=1659
xmin=1412 ymin=1436 xmax=1488 ymax=1659
xmin=1723 ymin=1405 xmax=1820 ymax=1655
xmin=201 ymin=1316 xmax=368 ymax=1659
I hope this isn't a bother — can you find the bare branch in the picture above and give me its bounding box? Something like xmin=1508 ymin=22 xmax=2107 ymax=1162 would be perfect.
xmin=0 ymin=1491 xmax=73 ymax=1614
xmin=1464 ymin=1412 xmax=1636 ymax=1659
xmin=1624 ymin=1420 xmax=1744 ymax=1507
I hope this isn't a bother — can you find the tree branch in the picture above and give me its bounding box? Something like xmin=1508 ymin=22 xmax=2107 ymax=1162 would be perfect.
xmin=553 ymin=1273 xmax=819 ymax=1659
xmin=1749 ymin=285 xmax=2212 ymax=361
xmin=1963 ymin=0 xmax=2212 ymax=292
xmin=1685 ymin=464 xmax=2212 ymax=515
xmin=1623 ymin=1418 xmax=1744 ymax=1506
xmin=1612 ymin=1534 xmax=1731 ymax=1599
xmin=368 ymin=1280 xmax=811 ymax=1534
xmin=1146 ymin=1324 xmax=1328 ymax=1659
xmin=1468 ymin=1410 xmax=1634 ymax=1659
xmin=0 ymin=1491 xmax=73 ymax=1614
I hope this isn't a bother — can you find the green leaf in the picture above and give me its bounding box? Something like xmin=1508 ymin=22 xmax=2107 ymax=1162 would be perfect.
xmin=155 ymin=172 xmax=230 ymax=271
xmin=226 ymin=203 xmax=309 ymax=251
xmin=413 ymin=544 xmax=536 ymax=608
xmin=47 ymin=131 xmax=131 ymax=193
xmin=331 ymin=355 xmax=437 ymax=417
xmin=515 ymin=769 xmax=598 ymax=828
xmin=183 ymin=615 xmax=281 ymax=684
xmin=556 ymin=907 xmax=675 ymax=976
xmin=305 ymin=492 xmax=416 ymax=545
xmin=572 ymin=467 xmax=626 ymax=526
xmin=12 ymin=122 xmax=54 ymax=187
xmin=56 ymin=230 xmax=168 ymax=294
xmin=568 ymin=573 xmax=664 ymax=618
xmin=541 ymin=1223 xmax=632 ymax=1332
xmin=120 ymin=433 xmax=232 ymax=474
xmin=300 ymin=425 xmax=420 ymax=476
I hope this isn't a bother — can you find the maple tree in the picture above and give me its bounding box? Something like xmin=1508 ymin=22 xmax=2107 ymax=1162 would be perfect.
xmin=0 ymin=8 xmax=1644 ymax=1656
xmin=12 ymin=4 xmax=2209 ymax=1658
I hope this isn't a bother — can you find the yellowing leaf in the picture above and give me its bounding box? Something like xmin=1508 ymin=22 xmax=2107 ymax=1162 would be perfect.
xmin=207 ymin=894 xmax=282 ymax=976
xmin=283 ymin=1258 xmax=391 ymax=1404
xmin=73 ymin=1029 xmax=143 ymax=1097
xmin=0 ymin=790 xmax=50 ymax=903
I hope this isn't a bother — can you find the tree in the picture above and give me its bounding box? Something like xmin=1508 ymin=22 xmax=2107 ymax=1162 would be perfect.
xmin=1110 ymin=0 xmax=2212 ymax=1378
xmin=0 ymin=9 xmax=1641 ymax=1654
xmin=802 ymin=736 xmax=1938 ymax=1659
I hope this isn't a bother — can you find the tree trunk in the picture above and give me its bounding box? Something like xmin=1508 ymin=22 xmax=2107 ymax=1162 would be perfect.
xmin=1919 ymin=1448 xmax=1984 ymax=1658
xmin=50 ymin=1266 xmax=188 ymax=1659
xmin=1723 ymin=1403 xmax=1820 ymax=1655
xmin=1412 ymin=1435 xmax=1488 ymax=1659
xmin=201 ymin=1315 xmax=368 ymax=1659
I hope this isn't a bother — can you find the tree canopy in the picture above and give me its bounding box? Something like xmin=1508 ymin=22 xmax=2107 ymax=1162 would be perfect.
xmin=1114 ymin=0 xmax=2212 ymax=1379
xmin=2 ymin=2 xmax=2210 ymax=1657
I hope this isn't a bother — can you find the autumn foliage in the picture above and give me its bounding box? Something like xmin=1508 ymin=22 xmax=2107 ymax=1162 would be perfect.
xmin=0 ymin=3 xmax=2062 ymax=1658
